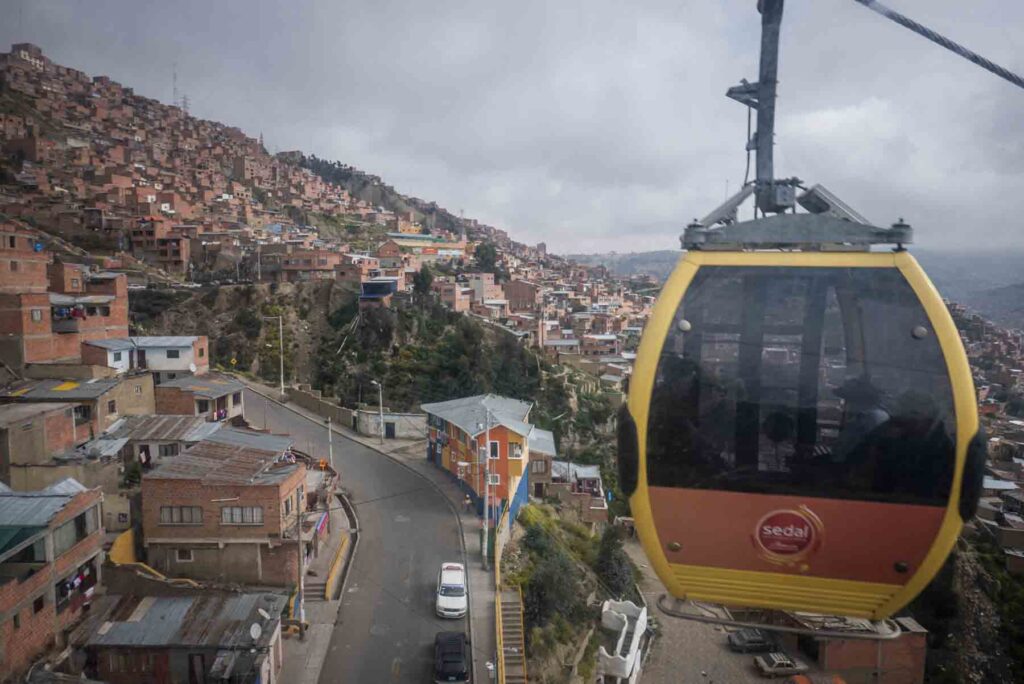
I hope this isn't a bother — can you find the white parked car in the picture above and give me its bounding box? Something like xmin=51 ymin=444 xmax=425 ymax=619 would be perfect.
xmin=435 ymin=562 xmax=467 ymax=619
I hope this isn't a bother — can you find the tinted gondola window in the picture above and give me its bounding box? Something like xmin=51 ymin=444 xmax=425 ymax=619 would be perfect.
xmin=646 ymin=266 xmax=956 ymax=506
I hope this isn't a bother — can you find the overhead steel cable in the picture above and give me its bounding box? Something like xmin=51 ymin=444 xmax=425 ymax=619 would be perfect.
xmin=854 ymin=0 xmax=1024 ymax=91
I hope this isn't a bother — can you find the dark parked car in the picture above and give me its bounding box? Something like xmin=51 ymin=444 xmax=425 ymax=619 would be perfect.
xmin=727 ymin=628 xmax=776 ymax=653
xmin=434 ymin=631 xmax=470 ymax=683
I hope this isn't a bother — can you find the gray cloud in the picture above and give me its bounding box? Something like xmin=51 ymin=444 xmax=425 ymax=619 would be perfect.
xmin=2 ymin=0 xmax=1022 ymax=253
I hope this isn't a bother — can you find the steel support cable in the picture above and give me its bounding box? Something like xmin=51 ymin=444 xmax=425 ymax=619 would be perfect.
xmin=854 ymin=0 xmax=1024 ymax=91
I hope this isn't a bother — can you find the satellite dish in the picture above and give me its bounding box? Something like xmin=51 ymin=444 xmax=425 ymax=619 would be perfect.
xmin=188 ymin=363 xmax=197 ymax=373
xmin=249 ymin=622 xmax=262 ymax=641
xmin=257 ymin=608 xmax=271 ymax=621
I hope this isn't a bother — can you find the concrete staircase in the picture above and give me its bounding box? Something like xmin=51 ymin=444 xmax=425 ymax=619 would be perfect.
xmin=499 ymin=590 xmax=527 ymax=684
xmin=304 ymin=579 xmax=327 ymax=602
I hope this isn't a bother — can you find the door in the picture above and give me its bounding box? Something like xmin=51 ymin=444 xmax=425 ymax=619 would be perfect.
xmin=137 ymin=349 xmax=147 ymax=369
xmin=385 ymin=422 xmax=396 ymax=439
xmin=534 ymin=482 xmax=544 ymax=497
xmin=188 ymin=653 xmax=205 ymax=684
xmin=138 ymin=444 xmax=151 ymax=468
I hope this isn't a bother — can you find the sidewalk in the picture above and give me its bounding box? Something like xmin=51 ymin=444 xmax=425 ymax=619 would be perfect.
xmin=241 ymin=379 xmax=497 ymax=684
xmin=278 ymin=488 xmax=354 ymax=684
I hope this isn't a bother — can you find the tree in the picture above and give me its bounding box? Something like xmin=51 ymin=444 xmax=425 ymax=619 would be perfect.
xmin=594 ymin=526 xmax=634 ymax=599
xmin=413 ymin=263 xmax=434 ymax=297
xmin=474 ymin=242 xmax=499 ymax=273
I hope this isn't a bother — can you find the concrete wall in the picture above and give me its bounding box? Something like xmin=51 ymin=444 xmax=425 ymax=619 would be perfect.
xmin=286 ymin=386 xmax=426 ymax=439
xmin=146 ymin=540 xmax=298 ymax=587
xmin=23 ymin=362 xmax=118 ymax=379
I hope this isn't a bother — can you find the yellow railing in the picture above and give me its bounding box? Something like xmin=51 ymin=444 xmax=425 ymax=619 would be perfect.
xmin=323 ymin=533 xmax=351 ymax=600
xmin=107 ymin=529 xmax=200 ymax=588
xmin=496 ymin=590 xmax=506 ymax=684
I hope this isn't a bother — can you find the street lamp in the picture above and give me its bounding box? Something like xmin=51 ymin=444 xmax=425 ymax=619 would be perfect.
xmin=370 ymin=379 xmax=384 ymax=445
xmin=262 ymin=315 xmax=285 ymax=399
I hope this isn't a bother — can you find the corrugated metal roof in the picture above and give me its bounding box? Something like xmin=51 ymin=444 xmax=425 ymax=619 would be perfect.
xmin=144 ymin=429 xmax=297 ymax=485
xmin=82 ymin=338 xmax=135 ymax=351
xmin=49 ymin=293 xmax=116 ymax=305
xmin=0 ymin=478 xmax=86 ymax=526
xmin=131 ymin=336 xmax=199 ymax=348
xmin=106 ymin=414 xmax=222 ymax=443
xmin=157 ymin=374 xmax=243 ymax=398
xmin=0 ymin=377 xmax=121 ymax=400
xmin=81 ymin=593 xmax=287 ymax=649
xmin=0 ymin=402 xmax=74 ymax=426
xmin=529 ymin=428 xmax=557 ymax=457
xmin=421 ymin=394 xmax=534 ymax=438
xmin=205 ymin=427 xmax=293 ymax=452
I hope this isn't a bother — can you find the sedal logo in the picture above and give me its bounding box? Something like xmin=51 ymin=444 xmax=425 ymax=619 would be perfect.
xmin=753 ymin=508 xmax=823 ymax=564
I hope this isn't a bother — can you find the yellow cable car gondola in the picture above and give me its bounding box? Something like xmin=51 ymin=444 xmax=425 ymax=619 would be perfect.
xmin=618 ymin=215 xmax=985 ymax=620
xmin=614 ymin=0 xmax=1013 ymax=626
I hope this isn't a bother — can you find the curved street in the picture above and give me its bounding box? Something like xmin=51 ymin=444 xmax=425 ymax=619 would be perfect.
xmin=243 ymin=389 xmax=465 ymax=683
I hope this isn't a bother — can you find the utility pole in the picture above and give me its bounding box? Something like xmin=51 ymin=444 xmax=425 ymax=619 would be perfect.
xmin=262 ymin=315 xmax=285 ymax=399
xmin=295 ymin=484 xmax=305 ymax=640
xmin=371 ymin=380 xmax=384 ymax=444
xmin=326 ymin=416 xmax=334 ymax=471
xmin=483 ymin=406 xmax=491 ymax=571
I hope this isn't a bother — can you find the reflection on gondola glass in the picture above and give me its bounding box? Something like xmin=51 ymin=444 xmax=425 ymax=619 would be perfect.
xmin=647 ymin=266 xmax=955 ymax=505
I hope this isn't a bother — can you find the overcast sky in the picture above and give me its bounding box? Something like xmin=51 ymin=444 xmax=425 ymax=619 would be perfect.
xmin=2 ymin=0 xmax=1022 ymax=254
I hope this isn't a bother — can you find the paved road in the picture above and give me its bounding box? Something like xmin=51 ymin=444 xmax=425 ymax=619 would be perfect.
xmin=244 ymin=390 xmax=465 ymax=683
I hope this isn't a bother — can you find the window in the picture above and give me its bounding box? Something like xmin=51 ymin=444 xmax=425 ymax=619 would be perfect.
xmin=73 ymin=405 xmax=91 ymax=424
xmin=221 ymin=506 xmax=264 ymax=525
xmin=12 ymin=611 xmax=20 ymax=630
xmin=113 ymin=351 xmax=122 ymax=362
xmin=489 ymin=441 xmax=499 ymax=459
xmin=487 ymin=474 xmax=501 ymax=486
xmin=10 ymin=260 xmax=18 ymax=272
xmin=510 ymin=443 xmax=523 ymax=459
xmin=531 ymin=460 xmax=547 ymax=474
xmin=166 ymin=349 xmax=180 ymax=359
xmin=159 ymin=506 xmax=202 ymax=525
xmin=31 ymin=308 xmax=42 ymax=322
xmin=7 ymin=236 xmax=14 ymax=248
xmin=134 ymin=385 xmax=142 ymax=394
xmin=284 ymin=497 xmax=292 ymax=516
xmin=33 ymin=596 xmax=44 ymax=614
xmin=646 ymin=266 xmax=957 ymax=506
xmin=107 ymin=400 xmax=116 ymax=414
xmin=71 ymin=278 xmax=80 ymax=288
xmin=53 ymin=507 xmax=98 ymax=556
xmin=232 ymin=392 xmax=242 ymax=406
xmin=198 ymin=347 xmax=205 ymax=358
xmin=197 ymin=399 xmax=210 ymax=413
xmin=158 ymin=443 xmax=179 ymax=457
xmin=175 ymin=548 xmax=193 ymax=562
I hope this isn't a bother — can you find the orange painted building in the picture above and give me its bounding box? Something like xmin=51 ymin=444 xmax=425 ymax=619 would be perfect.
xmin=422 ymin=395 xmax=550 ymax=527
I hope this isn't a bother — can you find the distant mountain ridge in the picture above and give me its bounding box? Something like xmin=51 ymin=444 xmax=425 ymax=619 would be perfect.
xmin=567 ymin=247 xmax=1024 ymax=328
xmin=565 ymin=250 xmax=681 ymax=281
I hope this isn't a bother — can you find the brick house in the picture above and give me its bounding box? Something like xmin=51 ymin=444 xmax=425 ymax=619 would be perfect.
xmin=432 ymin=278 xmax=471 ymax=312
xmin=153 ymin=373 xmax=244 ymax=422
xmin=0 ymin=228 xmax=129 ymax=370
xmin=0 ymin=479 xmax=104 ymax=681
xmin=140 ymin=429 xmax=305 ymax=586
xmin=0 ymin=374 xmax=155 ymax=440
xmin=69 ymin=591 xmax=287 ymax=684
xmin=81 ymin=336 xmax=209 ymax=382
xmin=582 ymin=333 xmax=622 ymax=357
xmin=502 ymin=279 xmax=541 ymax=312
xmin=0 ymin=402 xmax=77 ymax=485
xmin=422 ymin=395 xmax=547 ymax=528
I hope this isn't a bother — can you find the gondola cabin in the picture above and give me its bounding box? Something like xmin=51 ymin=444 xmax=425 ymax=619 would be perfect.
xmin=618 ymin=216 xmax=985 ymax=620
